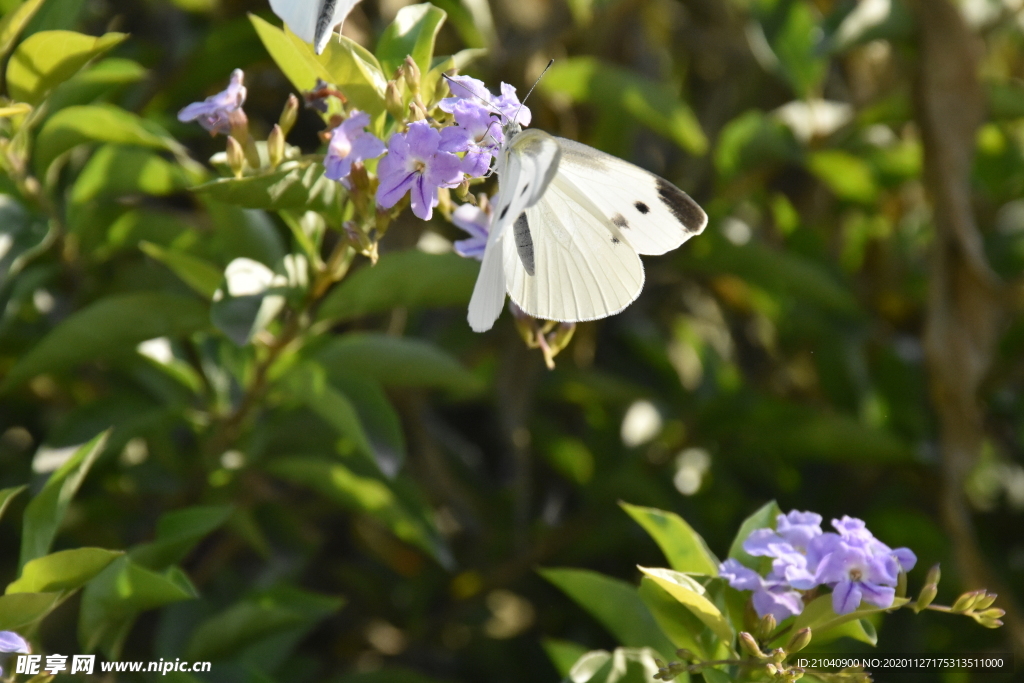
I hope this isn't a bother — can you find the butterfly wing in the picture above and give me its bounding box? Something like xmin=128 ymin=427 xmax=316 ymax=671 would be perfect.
xmin=314 ymin=0 xmax=363 ymax=54
xmin=502 ymin=175 xmax=644 ymax=323
xmin=467 ymin=129 xmax=561 ymax=332
xmin=554 ymin=137 xmax=707 ymax=255
xmin=270 ymin=0 xmax=319 ymax=45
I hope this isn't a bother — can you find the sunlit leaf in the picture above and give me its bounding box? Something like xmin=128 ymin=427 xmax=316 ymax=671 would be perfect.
xmin=620 ymin=502 xmax=719 ymax=575
xmin=727 ymin=500 xmax=780 ymax=569
xmin=6 ymin=30 xmax=126 ymax=104
xmin=0 ymin=0 xmax=48 ymax=62
xmin=376 ymin=3 xmax=447 ymax=77
xmin=139 ymin=242 xmax=223 ymax=300
xmin=6 ymin=547 xmax=122 ymax=594
xmin=0 ymin=591 xmax=61 ymax=630
xmin=636 ymin=566 xmax=733 ymax=642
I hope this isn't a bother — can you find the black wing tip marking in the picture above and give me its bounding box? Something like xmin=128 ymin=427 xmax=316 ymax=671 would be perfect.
xmin=612 ymin=214 xmax=629 ymax=229
xmin=655 ymin=178 xmax=706 ymax=234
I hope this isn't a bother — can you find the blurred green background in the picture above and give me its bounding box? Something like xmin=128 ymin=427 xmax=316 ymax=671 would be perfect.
xmin=1 ymin=0 xmax=1023 ymax=681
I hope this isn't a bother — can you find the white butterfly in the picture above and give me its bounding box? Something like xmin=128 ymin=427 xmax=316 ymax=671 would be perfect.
xmin=468 ymin=118 xmax=708 ymax=332
xmin=269 ymin=0 xmax=362 ymax=55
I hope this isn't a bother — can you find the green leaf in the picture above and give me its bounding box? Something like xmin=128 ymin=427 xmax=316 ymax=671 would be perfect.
xmin=620 ymin=502 xmax=719 ymax=575
xmin=78 ymin=556 xmax=198 ymax=656
xmin=185 ymin=587 xmax=343 ymax=661
xmin=20 ymin=430 xmax=109 ymax=568
xmin=636 ymin=566 xmax=733 ymax=642
xmin=211 ymin=288 xmax=285 ymax=347
xmin=1 ymin=293 xmax=209 ymax=392
xmin=317 ymin=250 xmax=479 ymax=322
xmin=70 ymin=145 xmax=188 ymax=203
xmin=130 ymin=505 xmax=233 ymax=569
xmin=332 ymin=372 xmax=407 ymax=477
xmin=0 ymin=484 xmax=26 ymax=525
xmin=376 ymin=3 xmax=447 ymax=77
xmin=139 ymin=242 xmax=222 ymax=300
xmin=727 ymin=500 xmax=781 ymax=569
xmin=46 ymin=57 xmax=148 ymax=112
xmin=702 ymin=668 xmax=732 ymax=683
xmin=0 ymin=591 xmax=61 ymax=630
xmin=0 ymin=0 xmax=46 ymax=61
xmin=192 ymin=160 xmax=342 ymax=213
xmin=542 ymin=637 xmax=589 ymax=678
xmin=770 ymin=2 xmax=827 ymax=97
xmin=6 ymin=30 xmax=126 ymax=105
xmin=789 ymin=594 xmax=907 ymax=646
xmin=714 ymin=109 xmax=799 ymax=179
xmin=281 ymin=363 xmax=376 ymax=463
xmin=250 ymin=13 xmax=385 ymax=122
xmin=314 ymin=333 xmax=482 ymax=394
xmin=565 ymin=647 xmax=663 ymax=683
xmin=34 ymin=103 xmax=175 ymax=175
xmin=808 ymin=150 xmax=877 ymax=203
xmin=538 ymin=567 xmax=676 ymax=658
xmin=7 ymin=547 xmax=122 ymax=594
xmin=638 ymin=577 xmax=709 ymax=659
xmin=542 ymin=57 xmax=707 ymax=155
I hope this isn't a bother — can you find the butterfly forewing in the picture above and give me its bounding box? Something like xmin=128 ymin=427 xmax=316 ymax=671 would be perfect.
xmin=554 ymin=138 xmax=707 ymax=256
xmin=502 ymin=177 xmax=644 ymax=323
xmin=270 ymin=0 xmax=319 ymax=44
xmin=491 ymin=129 xmax=561 ymax=238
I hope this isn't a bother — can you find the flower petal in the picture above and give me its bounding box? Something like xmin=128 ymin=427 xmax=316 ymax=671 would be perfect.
xmin=409 ymin=174 xmax=437 ymax=220
xmin=831 ymin=579 xmax=862 ymax=615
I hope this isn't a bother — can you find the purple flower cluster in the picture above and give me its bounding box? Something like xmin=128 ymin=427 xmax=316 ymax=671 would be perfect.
xmin=720 ymin=511 xmax=916 ymax=621
xmin=323 ymin=111 xmax=385 ymax=188
xmin=0 ymin=631 xmax=30 ymax=677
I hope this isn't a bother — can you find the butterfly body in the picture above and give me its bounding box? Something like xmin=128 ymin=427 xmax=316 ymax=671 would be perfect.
xmin=468 ymin=125 xmax=708 ymax=332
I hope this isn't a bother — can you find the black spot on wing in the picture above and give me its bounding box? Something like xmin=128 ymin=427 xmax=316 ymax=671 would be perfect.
xmin=514 ymin=213 xmax=535 ymax=276
xmin=656 ymin=178 xmax=705 ymax=233
xmin=611 ymin=237 xmax=620 ymax=244
xmin=612 ymin=214 xmax=629 ymax=229
xmin=634 ymin=202 xmax=650 ymax=214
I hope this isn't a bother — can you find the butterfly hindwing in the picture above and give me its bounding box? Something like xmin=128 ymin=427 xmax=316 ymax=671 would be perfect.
xmin=270 ymin=0 xmax=319 ymax=45
xmin=502 ymin=175 xmax=644 ymax=323
xmin=554 ymin=137 xmax=707 ymax=256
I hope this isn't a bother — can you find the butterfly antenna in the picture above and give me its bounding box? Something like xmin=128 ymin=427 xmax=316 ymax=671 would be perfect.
xmin=513 ymin=59 xmax=553 ymax=124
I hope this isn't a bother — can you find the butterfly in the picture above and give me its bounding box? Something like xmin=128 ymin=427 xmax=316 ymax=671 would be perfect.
xmin=467 ymin=115 xmax=709 ymax=332
xmin=269 ymin=0 xmax=362 ymax=55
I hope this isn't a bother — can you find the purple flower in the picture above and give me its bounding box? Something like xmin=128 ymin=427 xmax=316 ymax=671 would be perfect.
xmin=178 ymin=69 xmax=247 ymax=136
xmin=451 ymin=203 xmax=489 ymax=259
xmin=439 ymin=100 xmax=503 ymax=177
xmin=0 ymin=632 xmax=29 ymax=653
xmin=816 ymin=543 xmax=899 ymax=615
xmin=830 ymin=516 xmax=917 ymax=573
xmin=440 ymin=75 xmax=532 ymax=127
xmin=376 ymin=121 xmax=463 ymax=221
xmin=776 ymin=510 xmax=823 ymax=550
xmin=324 ymin=111 xmax=385 ymax=188
xmin=720 ymin=559 xmax=804 ymax=621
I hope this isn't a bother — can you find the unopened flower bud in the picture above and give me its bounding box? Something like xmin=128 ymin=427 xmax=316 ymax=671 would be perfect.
xmin=674 ymin=649 xmax=694 ymax=662
xmin=785 ymin=627 xmax=812 ymax=654
xmin=279 ymin=94 xmax=299 ymax=137
xmin=926 ymin=564 xmax=941 ymax=587
xmin=770 ymin=648 xmax=786 ymax=664
xmin=977 ymin=616 xmax=1004 ymax=629
xmin=952 ymin=590 xmax=983 ymax=613
xmin=973 ymin=592 xmax=997 ymax=610
xmin=756 ymin=613 xmax=777 ymax=641
xmin=765 ymin=663 xmax=779 ymax=676
xmin=739 ymin=632 xmax=765 ymax=658
xmin=385 ymin=81 xmax=405 ymax=122
xmin=915 ymin=583 xmax=938 ymax=612
xmin=549 ymin=322 xmax=576 ymax=356
xmin=267 ymin=124 xmax=285 ymax=167
xmin=896 ymin=570 xmax=907 ymax=598
xmin=403 ymin=55 xmax=421 ymax=95
xmin=226 ymin=135 xmax=245 ymax=178
xmin=977 ymin=607 xmax=1005 ymax=620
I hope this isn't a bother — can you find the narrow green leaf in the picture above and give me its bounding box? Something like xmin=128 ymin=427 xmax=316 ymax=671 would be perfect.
xmin=808 ymin=150 xmax=877 ymax=203
xmin=20 ymin=430 xmax=109 ymax=568
xmin=317 ymin=250 xmax=479 ymax=323
xmin=7 ymin=547 xmax=122 ymax=594
xmin=620 ymin=502 xmax=719 ymax=575
xmin=71 ymin=145 xmax=188 ymax=203
xmin=314 ymin=333 xmax=482 ymax=394
xmin=727 ymin=500 xmax=781 ymax=569
xmin=192 ymin=159 xmax=342 ymax=212
xmin=0 ymin=591 xmax=61 ymax=630
xmin=636 ymin=566 xmax=733 ymax=642
xmin=130 ymin=505 xmax=233 ymax=569
xmin=0 ymin=484 xmax=26 ymax=525
xmin=139 ymin=242 xmax=222 ymax=299
xmin=376 ymin=3 xmax=447 ymax=77
xmin=6 ymin=30 xmax=127 ymax=104
xmin=0 ymin=0 xmax=47 ymax=62
xmin=282 ymin=363 xmax=375 ymax=463
xmin=1 ymin=293 xmax=209 ymax=392
xmin=78 ymin=556 xmax=198 ymax=656
xmin=538 ymin=567 xmax=677 ymax=658
xmin=34 ymin=103 xmax=175 ymax=176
